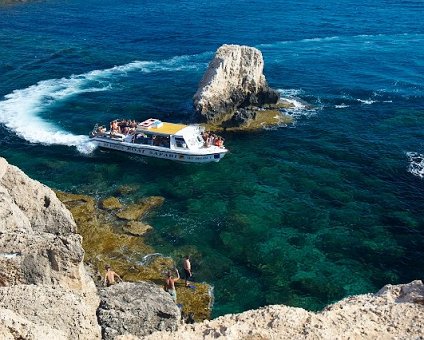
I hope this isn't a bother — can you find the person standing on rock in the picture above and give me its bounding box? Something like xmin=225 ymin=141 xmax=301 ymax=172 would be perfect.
xmin=182 ymin=255 xmax=192 ymax=287
xmin=104 ymin=265 xmax=123 ymax=287
xmin=164 ymin=269 xmax=180 ymax=302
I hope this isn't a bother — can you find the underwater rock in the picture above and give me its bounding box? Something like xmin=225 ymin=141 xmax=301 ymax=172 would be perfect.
xmin=193 ymin=44 xmax=279 ymax=125
xmin=123 ymin=221 xmax=153 ymax=236
xmin=114 ymin=185 xmax=139 ymax=196
xmin=100 ymin=196 xmax=123 ymax=210
xmin=98 ymin=282 xmax=180 ymax=339
xmin=115 ymin=196 xmax=165 ymax=221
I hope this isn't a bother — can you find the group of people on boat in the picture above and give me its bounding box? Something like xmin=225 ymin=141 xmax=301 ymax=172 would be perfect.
xmin=202 ymin=131 xmax=224 ymax=148
xmin=110 ymin=119 xmax=138 ymax=135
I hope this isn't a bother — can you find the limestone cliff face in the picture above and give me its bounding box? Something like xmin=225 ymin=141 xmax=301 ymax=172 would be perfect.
xmin=0 ymin=157 xmax=101 ymax=339
xmin=145 ymin=280 xmax=424 ymax=340
xmin=193 ymin=44 xmax=279 ymax=123
xmin=0 ymin=157 xmax=186 ymax=339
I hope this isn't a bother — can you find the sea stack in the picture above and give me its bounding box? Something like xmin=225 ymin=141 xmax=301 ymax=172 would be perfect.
xmin=193 ymin=44 xmax=279 ymax=125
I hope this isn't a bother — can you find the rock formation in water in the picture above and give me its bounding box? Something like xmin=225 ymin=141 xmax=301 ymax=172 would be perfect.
xmin=144 ymin=280 xmax=424 ymax=340
xmin=193 ymin=44 xmax=280 ymax=125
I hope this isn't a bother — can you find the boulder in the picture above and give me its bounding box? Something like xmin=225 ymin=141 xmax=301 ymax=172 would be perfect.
xmin=193 ymin=44 xmax=279 ymax=124
xmin=98 ymin=282 xmax=180 ymax=339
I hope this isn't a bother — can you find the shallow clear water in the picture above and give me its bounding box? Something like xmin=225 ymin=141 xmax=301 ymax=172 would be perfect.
xmin=1 ymin=0 xmax=423 ymax=317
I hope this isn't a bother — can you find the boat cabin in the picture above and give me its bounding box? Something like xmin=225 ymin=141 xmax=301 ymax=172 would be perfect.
xmin=132 ymin=119 xmax=205 ymax=150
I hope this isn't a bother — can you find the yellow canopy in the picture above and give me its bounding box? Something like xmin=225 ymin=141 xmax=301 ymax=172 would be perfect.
xmin=137 ymin=122 xmax=187 ymax=136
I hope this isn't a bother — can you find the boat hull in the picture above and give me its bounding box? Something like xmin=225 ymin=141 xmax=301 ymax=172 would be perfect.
xmin=92 ymin=138 xmax=227 ymax=163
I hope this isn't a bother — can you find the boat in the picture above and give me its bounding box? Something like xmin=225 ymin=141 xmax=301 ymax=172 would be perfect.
xmin=89 ymin=118 xmax=228 ymax=163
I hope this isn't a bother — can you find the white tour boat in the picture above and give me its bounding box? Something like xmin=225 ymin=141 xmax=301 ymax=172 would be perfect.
xmin=89 ymin=118 xmax=228 ymax=163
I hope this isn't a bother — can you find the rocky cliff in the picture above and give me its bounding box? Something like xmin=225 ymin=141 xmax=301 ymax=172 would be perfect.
xmin=145 ymin=280 xmax=424 ymax=340
xmin=0 ymin=157 xmax=101 ymax=339
xmin=0 ymin=157 xmax=186 ymax=339
xmin=193 ymin=44 xmax=279 ymax=125
xmin=1 ymin=156 xmax=423 ymax=340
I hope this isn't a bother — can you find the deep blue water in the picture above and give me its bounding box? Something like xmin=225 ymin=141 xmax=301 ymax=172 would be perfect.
xmin=1 ymin=0 xmax=424 ymax=317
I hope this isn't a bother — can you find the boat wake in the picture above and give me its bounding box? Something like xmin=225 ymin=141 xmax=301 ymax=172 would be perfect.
xmin=0 ymin=77 xmax=105 ymax=154
xmin=0 ymin=54 xmax=206 ymax=154
xmin=406 ymin=152 xmax=424 ymax=179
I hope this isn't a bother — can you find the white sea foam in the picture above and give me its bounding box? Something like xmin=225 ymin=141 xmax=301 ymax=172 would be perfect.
xmin=407 ymin=152 xmax=424 ymax=179
xmin=278 ymin=88 xmax=304 ymax=97
xmin=357 ymin=98 xmax=377 ymax=105
xmin=283 ymin=98 xmax=308 ymax=110
xmin=277 ymin=88 xmax=318 ymax=119
xmin=299 ymin=36 xmax=340 ymax=43
xmin=137 ymin=253 xmax=164 ymax=266
xmin=0 ymin=54 xmax=205 ymax=154
xmin=256 ymin=35 xmax=340 ymax=48
xmin=259 ymin=33 xmax=424 ymax=49
xmin=335 ymin=104 xmax=350 ymax=108
xmin=0 ymin=77 xmax=100 ymax=153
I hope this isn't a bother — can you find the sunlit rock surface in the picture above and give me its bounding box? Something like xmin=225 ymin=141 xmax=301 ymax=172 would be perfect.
xmin=193 ymin=44 xmax=280 ymax=125
xmin=144 ymin=280 xmax=424 ymax=340
xmin=0 ymin=157 xmax=100 ymax=339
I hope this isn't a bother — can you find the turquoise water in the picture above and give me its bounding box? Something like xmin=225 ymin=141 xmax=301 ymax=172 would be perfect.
xmin=1 ymin=0 xmax=423 ymax=317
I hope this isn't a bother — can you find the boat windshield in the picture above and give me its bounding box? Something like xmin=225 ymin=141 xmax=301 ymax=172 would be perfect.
xmin=185 ymin=134 xmax=204 ymax=149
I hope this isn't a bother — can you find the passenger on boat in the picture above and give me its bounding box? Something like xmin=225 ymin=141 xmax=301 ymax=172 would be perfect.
xmin=111 ymin=121 xmax=121 ymax=134
xmin=202 ymin=131 xmax=208 ymax=142
xmin=204 ymin=134 xmax=211 ymax=147
xmin=117 ymin=120 xmax=127 ymax=128
xmin=96 ymin=126 xmax=106 ymax=135
xmin=214 ymin=136 xmax=224 ymax=148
